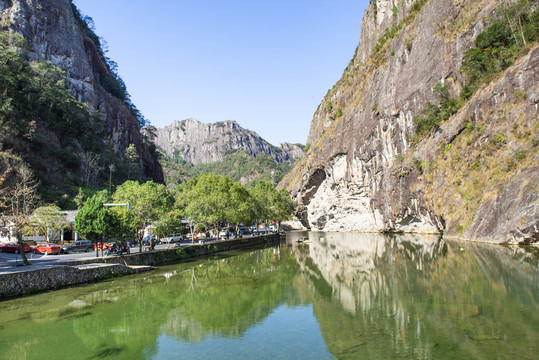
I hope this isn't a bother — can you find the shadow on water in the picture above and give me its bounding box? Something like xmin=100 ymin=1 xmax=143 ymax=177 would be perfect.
xmin=91 ymin=346 xmax=125 ymax=359
xmin=60 ymin=311 xmax=93 ymax=320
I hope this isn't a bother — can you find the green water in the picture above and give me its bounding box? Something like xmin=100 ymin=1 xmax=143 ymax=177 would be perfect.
xmin=0 ymin=232 xmax=537 ymax=360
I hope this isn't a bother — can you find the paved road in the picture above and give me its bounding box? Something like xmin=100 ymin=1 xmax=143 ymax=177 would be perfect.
xmin=0 ymin=232 xmax=270 ymax=273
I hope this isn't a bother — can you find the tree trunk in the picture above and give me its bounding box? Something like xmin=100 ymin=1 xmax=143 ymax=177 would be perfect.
xmin=504 ymin=7 xmax=521 ymax=47
xmin=139 ymin=228 xmax=143 ymax=253
xmin=517 ymin=14 xmax=527 ymax=47
xmin=16 ymin=235 xmax=30 ymax=266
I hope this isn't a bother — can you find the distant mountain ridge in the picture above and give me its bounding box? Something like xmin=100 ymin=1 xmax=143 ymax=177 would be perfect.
xmin=155 ymin=119 xmax=304 ymax=185
xmin=156 ymin=118 xmax=303 ymax=165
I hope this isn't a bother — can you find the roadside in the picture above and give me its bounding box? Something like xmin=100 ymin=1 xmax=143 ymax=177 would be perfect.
xmin=0 ymin=231 xmax=266 ymax=273
xmin=0 ymin=233 xmax=283 ymax=298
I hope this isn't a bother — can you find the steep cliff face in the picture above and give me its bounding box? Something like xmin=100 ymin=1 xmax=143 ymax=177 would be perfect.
xmin=281 ymin=0 xmax=538 ymax=244
xmin=156 ymin=118 xmax=304 ymax=185
xmin=156 ymin=119 xmax=303 ymax=165
xmin=0 ymin=0 xmax=163 ymax=183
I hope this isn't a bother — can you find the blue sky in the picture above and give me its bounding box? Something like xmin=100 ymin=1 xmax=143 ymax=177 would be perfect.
xmin=73 ymin=0 xmax=369 ymax=145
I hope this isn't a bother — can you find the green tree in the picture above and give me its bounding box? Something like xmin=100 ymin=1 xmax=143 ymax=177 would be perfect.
xmin=178 ymin=174 xmax=232 ymax=238
xmin=272 ymin=188 xmax=296 ymax=230
xmin=249 ymin=180 xmax=295 ymax=230
xmin=461 ymin=2 xmax=539 ymax=99
xmin=74 ymin=195 xmax=116 ymax=257
xmin=32 ymin=205 xmax=69 ymax=243
xmin=112 ymin=180 xmax=172 ymax=251
xmin=125 ymin=144 xmax=139 ymax=181
xmin=154 ymin=209 xmax=185 ymax=239
xmin=228 ymin=182 xmax=255 ymax=234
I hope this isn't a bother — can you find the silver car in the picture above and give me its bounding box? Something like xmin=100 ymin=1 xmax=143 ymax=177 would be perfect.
xmin=162 ymin=234 xmax=183 ymax=244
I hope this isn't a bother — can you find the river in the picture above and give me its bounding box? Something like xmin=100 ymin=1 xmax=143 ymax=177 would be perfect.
xmin=0 ymin=232 xmax=537 ymax=359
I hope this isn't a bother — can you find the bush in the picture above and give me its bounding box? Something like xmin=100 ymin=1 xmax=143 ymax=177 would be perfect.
xmin=461 ymin=3 xmax=539 ymax=99
xmin=413 ymin=82 xmax=462 ymax=137
xmin=326 ymin=101 xmax=333 ymax=113
xmin=414 ymin=102 xmax=442 ymax=136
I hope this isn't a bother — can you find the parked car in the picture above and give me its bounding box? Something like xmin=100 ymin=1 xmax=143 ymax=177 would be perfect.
xmin=126 ymin=239 xmax=138 ymax=248
xmin=162 ymin=234 xmax=183 ymax=244
xmin=33 ymin=243 xmax=61 ymax=255
xmin=0 ymin=242 xmax=32 ymax=253
xmin=238 ymin=228 xmax=250 ymax=236
xmin=218 ymin=230 xmax=232 ymax=240
xmin=142 ymin=235 xmax=157 ymax=246
xmin=62 ymin=240 xmax=94 ymax=254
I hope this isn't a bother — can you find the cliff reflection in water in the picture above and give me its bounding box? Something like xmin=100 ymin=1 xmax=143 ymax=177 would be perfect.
xmin=289 ymin=231 xmax=538 ymax=359
xmin=0 ymin=234 xmax=536 ymax=360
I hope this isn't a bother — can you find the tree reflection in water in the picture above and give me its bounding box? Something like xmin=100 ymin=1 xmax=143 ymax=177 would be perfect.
xmin=0 ymin=233 xmax=536 ymax=360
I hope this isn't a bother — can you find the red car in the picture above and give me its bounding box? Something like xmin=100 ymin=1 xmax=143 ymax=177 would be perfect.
xmin=0 ymin=242 xmax=32 ymax=254
xmin=33 ymin=243 xmax=61 ymax=255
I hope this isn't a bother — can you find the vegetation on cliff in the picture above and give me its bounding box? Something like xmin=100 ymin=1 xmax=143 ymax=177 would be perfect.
xmin=0 ymin=4 xmax=161 ymax=208
xmin=406 ymin=1 xmax=539 ymax=235
xmin=0 ymin=30 xmax=110 ymax=207
xmin=414 ymin=0 xmax=539 ymax=138
xmin=70 ymin=4 xmax=147 ymax=129
xmin=282 ymin=0 xmax=538 ymax=242
xmin=160 ymin=149 xmax=297 ymax=186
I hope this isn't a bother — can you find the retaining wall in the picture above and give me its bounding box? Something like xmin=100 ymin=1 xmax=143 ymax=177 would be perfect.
xmin=59 ymin=233 xmax=283 ymax=267
xmin=0 ymin=233 xmax=283 ymax=299
xmin=0 ymin=263 xmax=146 ymax=298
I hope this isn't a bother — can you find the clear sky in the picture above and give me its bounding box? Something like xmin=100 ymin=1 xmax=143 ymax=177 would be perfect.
xmin=73 ymin=0 xmax=369 ymax=146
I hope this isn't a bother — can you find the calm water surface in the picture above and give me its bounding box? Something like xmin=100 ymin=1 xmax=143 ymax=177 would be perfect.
xmin=0 ymin=232 xmax=537 ymax=359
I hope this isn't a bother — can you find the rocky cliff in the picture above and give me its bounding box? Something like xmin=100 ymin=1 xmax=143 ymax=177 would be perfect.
xmin=281 ymin=0 xmax=538 ymax=244
xmin=156 ymin=119 xmax=304 ymax=185
xmin=0 ymin=0 xmax=163 ymax=185
xmin=156 ymin=118 xmax=303 ymax=165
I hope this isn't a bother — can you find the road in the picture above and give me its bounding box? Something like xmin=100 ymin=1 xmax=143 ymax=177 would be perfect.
xmin=0 ymin=232 xmax=271 ymax=272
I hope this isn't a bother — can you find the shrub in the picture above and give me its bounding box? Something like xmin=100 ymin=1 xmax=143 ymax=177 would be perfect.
xmin=414 ymin=102 xmax=442 ymax=136
xmin=326 ymin=101 xmax=334 ymax=113
xmin=413 ymin=82 xmax=462 ymax=138
xmin=413 ymin=157 xmax=424 ymax=173
xmin=411 ymin=0 xmax=427 ymax=13
xmin=513 ymin=150 xmax=527 ymax=162
xmin=461 ymin=3 xmax=539 ymax=99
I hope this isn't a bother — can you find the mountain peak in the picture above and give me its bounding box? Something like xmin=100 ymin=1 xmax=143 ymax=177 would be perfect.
xmin=155 ymin=119 xmax=303 ymax=165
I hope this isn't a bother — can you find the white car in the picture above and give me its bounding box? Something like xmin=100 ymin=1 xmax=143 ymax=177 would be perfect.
xmin=218 ymin=230 xmax=232 ymax=240
xmin=163 ymin=234 xmax=183 ymax=244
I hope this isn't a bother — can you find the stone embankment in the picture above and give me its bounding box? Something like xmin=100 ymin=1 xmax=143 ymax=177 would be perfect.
xmin=0 ymin=234 xmax=283 ymax=299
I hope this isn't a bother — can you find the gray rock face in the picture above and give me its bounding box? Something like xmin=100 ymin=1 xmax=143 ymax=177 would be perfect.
xmin=155 ymin=119 xmax=304 ymax=165
xmin=281 ymin=0 xmax=538 ymax=244
xmin=278 ymin=142 xmax=305 ymax=161
xmin=0 ymin=0 xmax=163 ymax=182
